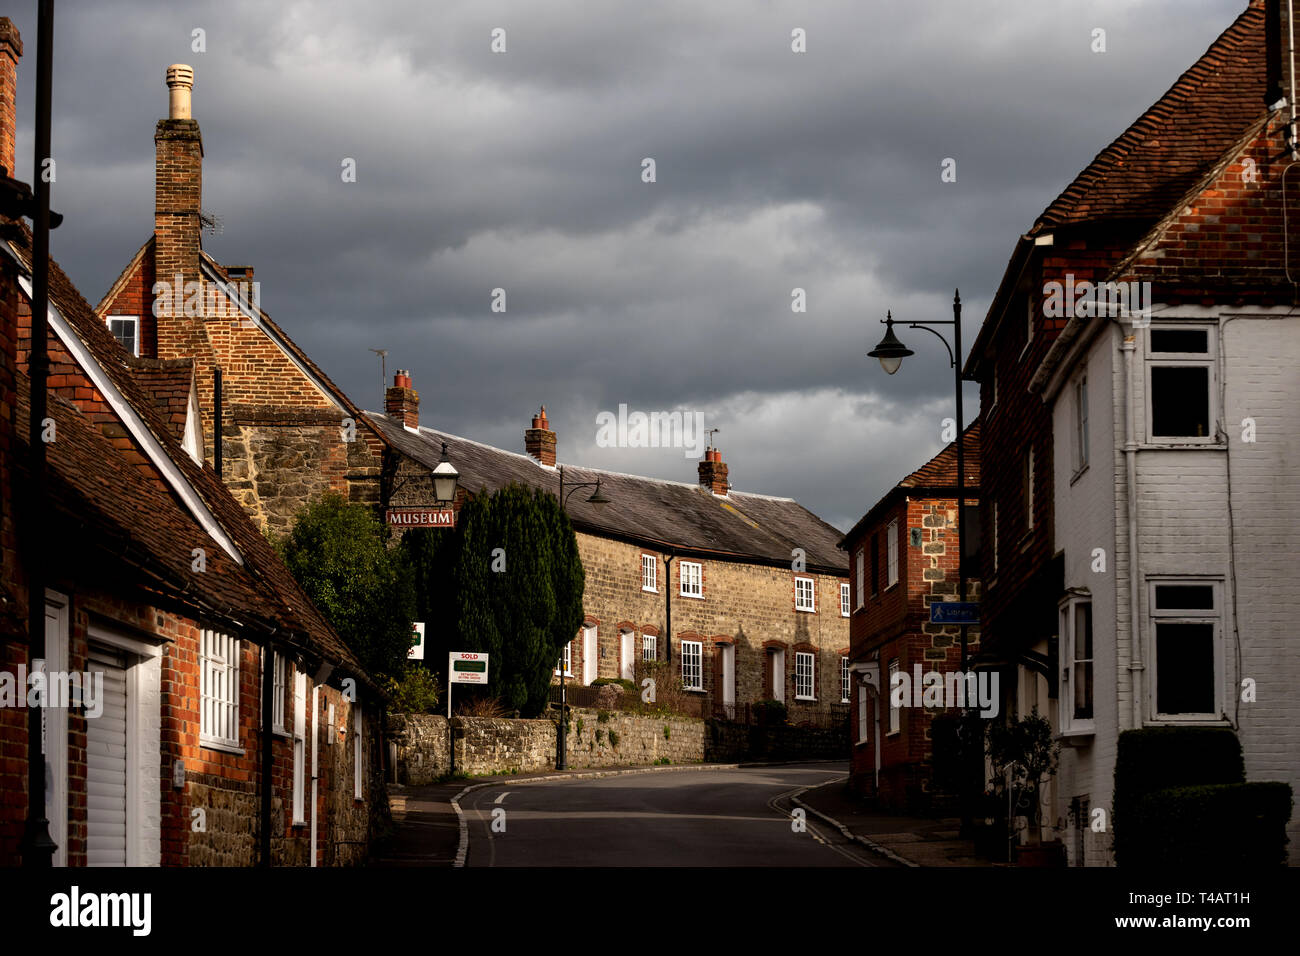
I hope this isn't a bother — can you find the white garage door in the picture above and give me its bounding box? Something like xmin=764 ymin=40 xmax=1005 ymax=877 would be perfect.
xmin=86 ymin=643 xmax=128 ymax=867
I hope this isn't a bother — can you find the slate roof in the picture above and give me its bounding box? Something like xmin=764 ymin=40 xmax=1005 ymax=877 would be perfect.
xmin=365 ymin=412 xmax=849 ymax=574
xmin=1033 ymin=1 xmax=1268 ymax=234
xmin=5 ymin=223 xmax=375 ymax=686
xmin=839 ymin=420 xmax=980 ymax=549
xmin=127 ymin=357 xmax=193 ymax=441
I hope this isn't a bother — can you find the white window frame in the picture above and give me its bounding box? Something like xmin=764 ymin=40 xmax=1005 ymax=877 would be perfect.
xmin=641 ymin=554 xmax=658 ymax=592
xmin=681 ymin=640 xmax=703 ymax=691
xmin=795 ymin=651 xmax=815 ymax=701
xmin=840 ymin=582 xmax=851 ymax=617
xmin=200 ymin=629 xmax=241 ymax=752
xmin=855 ymin=549 xmax=865 ymax=609
xmin=293 ymin=669 xmax=307 ymax=823
xmin=107 ymin=315 xmax=140 ymax=357
xmin=642 ymin=634 xmax=657 ymax=662
xmin=841 ymin=657 xmax=851 ymax=703
xmin=353 ymin=707 xmax=363 ymax=801
xmin=679 ymin=561 xmax=702 ymax=598
xmin=554 ymin=640 xmax=573 ymax=678
xmin=1073 ymin=375 xmax=1089 ymax=473
xmin=271 ymin=650 xmax=288 ymax=735
xmin=887 ymin=658 xmax=900 ymax=735
xmin=1148 ymin=579 xmax=1224 ymax=723
xmin=1145 ymin=324 xmax=1218 ymax=445
xmin=1059 ymin=597 xmax=1094 ymax=735
xmin=886 ymin=519 xmax=899 ymax=587
xmin=794 ymin=575 xmax=816 ymax=612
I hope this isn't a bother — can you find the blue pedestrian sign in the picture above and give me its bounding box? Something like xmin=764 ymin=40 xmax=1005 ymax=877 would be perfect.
xmin=929 ymin=601 xmax=979 ymax=625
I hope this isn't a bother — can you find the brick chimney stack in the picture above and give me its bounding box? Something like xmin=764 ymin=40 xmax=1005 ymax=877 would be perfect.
xmin=525 ymin=406 xmax=557 ymax=466
xmin=698 ymin=446 xmax=729 ymax=495
xmin=154 ymin=64 xmax=202 ymax=307
xmin=0 ymin=18 xmax=21 ymax=179
xmin=385 ymin=370 xmax=419 ymax=429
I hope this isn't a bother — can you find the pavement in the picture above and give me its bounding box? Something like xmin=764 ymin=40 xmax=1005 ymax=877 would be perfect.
xmin=794 ymin=775 xmax=1000 ymax=867
xmin=373 ymin=760 xmax=996 ymax=867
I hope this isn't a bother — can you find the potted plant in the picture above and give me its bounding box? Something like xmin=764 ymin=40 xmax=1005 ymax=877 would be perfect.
xmin=985 ymin=708 xmax=1064 ymax=867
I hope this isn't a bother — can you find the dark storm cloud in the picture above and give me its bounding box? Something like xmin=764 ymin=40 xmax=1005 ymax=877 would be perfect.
xmin=7 ymin=0 xmax=1247 ymax=529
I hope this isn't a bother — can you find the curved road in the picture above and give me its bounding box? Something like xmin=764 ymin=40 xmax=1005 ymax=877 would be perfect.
xmin=461 ymin=763 xmax=895 ymax=867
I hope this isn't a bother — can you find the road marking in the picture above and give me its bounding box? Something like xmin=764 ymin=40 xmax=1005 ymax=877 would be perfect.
xmin=494 ymin=792 xmax=511 ymax=804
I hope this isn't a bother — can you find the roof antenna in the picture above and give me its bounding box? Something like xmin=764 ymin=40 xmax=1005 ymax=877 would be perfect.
xmin=369 ymin=348 xmax=387 ymax=406
xmin=706 ymin=427 xmax=721 ymax=450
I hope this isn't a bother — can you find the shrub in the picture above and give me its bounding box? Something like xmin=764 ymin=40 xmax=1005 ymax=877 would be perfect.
xmin=664 ymin=724 xmax=671 ymax=740
xmin=454 ymin=695 xmax=510 ymax=718
xmin=384 ymin=663 xmax=441 ymax=714
xmin=753 ymin=699 xmax=787 ymax=726
xmin=596 ymin=709 xmax=611 ymax=723
xmin=1114 ymin=727 xmax=1248 ymax=865
xmin=1126 ymin=783 xmax=1292 ymax=867
xmin=591 ymin=677 xmax=637 ymax=692
xmin=608 ymin=730 xmax=620 ymax=748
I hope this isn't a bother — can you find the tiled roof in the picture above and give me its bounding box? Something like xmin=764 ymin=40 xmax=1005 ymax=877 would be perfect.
xmin=1033 ymin=1 xmax=1267 ymax=232
xmin=6 ymin=224 xmax=375 ymax=686
xmin=365 ymin=412 xmax=848 ymax=573
xmin=127 ymin=357 xmax=192 ymax=441
xmin=839 ymin=420 xmax=980 ymax=549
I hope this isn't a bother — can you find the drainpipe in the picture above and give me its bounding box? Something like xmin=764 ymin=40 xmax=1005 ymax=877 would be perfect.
xmin=1121 ymin=330 xmax=1143 ymax=730
xmin=663 ymin=552 xmax=675 ymax=668
xmin=19 ymin=0 xmax=55 ymax=869
xmin=310 ymin=685 xmax=319 ymax=867
xmin=213 ymin=366 xmax=222 ymax=479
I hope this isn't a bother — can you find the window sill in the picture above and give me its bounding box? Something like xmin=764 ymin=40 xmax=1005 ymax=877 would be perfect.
xmin=200 ymin=738 xmax=245 ymax=756
xmin=272 ymin=728 xmax=292 ymax=740
xmin=1017 ymin=339 xmax=1032 ymax=364
xmin=1148 ymin=715 xmax=1230 ymax=726
xmin=1018 ymin=533 xmax=1034 ymax=554
xmin=291 ymin=820 xmax=307 ymax=828
xmin=841 ymin=612 xmax=850 ymax=619
xmin=1069 ymin=463 xmax=1089 ymax=487
xmin=795 ymin=695 xmax=816 ymax=702
xmin=795 ymin=607 xmax=816 ymax=614
xmin=885 ymin=581 xmax=899 ymax=592
xmin=642 ymin=587 xmax=658 ymax=594
xmin=1057 ymin=728 xmax=1094 ymax=747
xmin=1138 ymin=439 xmax=1226 ymax=450
xmin=678 ymin=592 xmax=704 ymax=600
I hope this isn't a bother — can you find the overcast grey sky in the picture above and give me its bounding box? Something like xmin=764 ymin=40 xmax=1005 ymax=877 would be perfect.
xmin=8 ymin=0 xmax=1247 ymax=531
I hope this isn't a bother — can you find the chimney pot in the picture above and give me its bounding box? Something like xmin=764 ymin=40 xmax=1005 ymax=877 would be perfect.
xmin=525 ymin=405 xmax=557 ymax=466
xmin=385 ymin=370 xmax=419 ymax=429
xmin=166 ymin=64 xmax=194 ymax=119
xmin=699 ymin=447 xmax=729 ymax=495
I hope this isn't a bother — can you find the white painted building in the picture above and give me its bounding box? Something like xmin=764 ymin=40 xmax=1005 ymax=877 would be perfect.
xmin=1037 ymin=305 xmax=1300 ymax=865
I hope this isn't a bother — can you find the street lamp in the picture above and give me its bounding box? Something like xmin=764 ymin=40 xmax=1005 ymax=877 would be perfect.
xmin=869 ymin=290 xmax=976 ymax=829
xmin=432 ymin=442 xmax=459 ymax=503
xmin=555 ymin=465 xmax=611 ymax=770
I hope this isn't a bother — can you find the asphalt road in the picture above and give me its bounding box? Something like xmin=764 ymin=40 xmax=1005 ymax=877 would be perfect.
xmin=461 ymin=763 xmax=895 ymax=867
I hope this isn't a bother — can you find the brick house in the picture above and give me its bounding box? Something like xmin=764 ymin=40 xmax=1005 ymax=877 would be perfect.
xmin=0 ymin=23 xmax=384 ymax=866
xmin=369 ymin=389 xmax=851 ymax=724
xmin=966 ymin=0 xmax=1299 ymax=863
xmin=95 ymin=64 xmax=390 ymax=535
xmin=838 ymin=423 xmax=980 ymax=809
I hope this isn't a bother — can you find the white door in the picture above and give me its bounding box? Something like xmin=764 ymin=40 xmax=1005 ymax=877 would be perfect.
xmin=582 ymin=626 xmax=597 ymax=685
xmin=773 ymin=649 xmax=785 ymax=702
xmin=86 ymin=643 xmax=128 ymax=866
xmin=721 ymin=644 xmax=735 ymax=714
xmin=620 ymin=631 xmax=635 ymax=681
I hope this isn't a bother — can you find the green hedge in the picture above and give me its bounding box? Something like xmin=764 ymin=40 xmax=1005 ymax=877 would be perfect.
xmin=1125 ymin=783 xmax=1293 ymax=867
xmin=1113 ymin=727 xmax=1293 ymax=866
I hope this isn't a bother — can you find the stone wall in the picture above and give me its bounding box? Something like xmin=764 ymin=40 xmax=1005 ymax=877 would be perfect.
xmin=389 ymin=710 xmax=846 ymax=782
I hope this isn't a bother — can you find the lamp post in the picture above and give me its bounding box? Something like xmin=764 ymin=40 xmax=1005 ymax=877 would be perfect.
xmin=869 ymin=289 xmax=976 ymax=829
xmin=555 ymin=466 xmax=611 ymax=770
